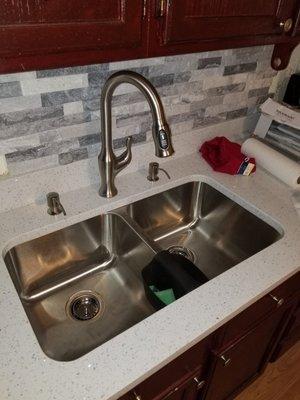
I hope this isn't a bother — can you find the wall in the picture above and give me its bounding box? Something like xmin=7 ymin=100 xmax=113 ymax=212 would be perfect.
xmin=270 ymin=43 xmax=300 ymax=100
xmin=0 ymin=45 xmax=277 ymax=177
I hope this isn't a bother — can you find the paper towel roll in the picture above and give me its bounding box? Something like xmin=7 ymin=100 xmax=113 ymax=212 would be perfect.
xmin=241 ymin=138 xmax=300 ymax=188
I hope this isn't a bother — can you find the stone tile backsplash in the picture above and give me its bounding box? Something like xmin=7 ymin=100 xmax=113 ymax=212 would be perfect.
xmin=0 ymin=45 xmax=277 ymax=176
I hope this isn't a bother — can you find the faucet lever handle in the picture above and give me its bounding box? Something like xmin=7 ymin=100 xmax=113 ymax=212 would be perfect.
xmin=116 ymin=136 xmax=133 ymax=172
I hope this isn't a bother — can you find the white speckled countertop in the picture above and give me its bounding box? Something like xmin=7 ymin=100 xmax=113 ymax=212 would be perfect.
xmin=0 ymin=151 xmax=299 ymax=400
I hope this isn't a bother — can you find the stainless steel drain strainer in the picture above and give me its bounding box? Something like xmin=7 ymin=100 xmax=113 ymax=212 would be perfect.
xmin=167 ymin=245 xmax=195 ymax=263
xmin=66 ymin=291 xmax=104 ymax=322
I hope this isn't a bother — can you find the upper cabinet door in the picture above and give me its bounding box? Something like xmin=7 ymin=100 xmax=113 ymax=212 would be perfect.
xmin=160 ymin=0 xmax=298 ymax=46
xmin=0 ymin=0 xmax=145 ymax=57
xmin=293 ymin=5 xmax=300 ymax=35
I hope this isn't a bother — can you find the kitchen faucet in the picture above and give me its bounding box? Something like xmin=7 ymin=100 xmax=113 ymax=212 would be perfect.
xmin=98 ymin=71 xmax=174 ymax=198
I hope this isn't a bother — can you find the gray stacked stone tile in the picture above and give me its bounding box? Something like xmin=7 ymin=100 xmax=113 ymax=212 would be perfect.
xmin=207 ymin=83 xmax=246 ymax=96
xmin=226 ymin=107 xmax=248 ymax=120
xmin=224 ymin=62 xmax=257 ymax=75
xmin=78 ymin=133 xmax=100 ymax=147
xmin=58 ymin=148 xmax=88 ymax=165
xmin=248 ymin=87 xmax=270 ymax=98
xmin=0 ymin=82 xmax=22 ymax=99
xmin=198 ymin=57 xmax=222 ymax=69
xmin=0 ymin=106 xmax=63 ymax=128
xmin=0 ymin=45 xmax=277 ymax=175
xmin=113 ymin=132 xmax=146 ymax=150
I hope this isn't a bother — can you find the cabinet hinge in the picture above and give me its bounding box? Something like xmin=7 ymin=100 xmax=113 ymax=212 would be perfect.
xmin=157 ymin=0 xmax=170 ymax=18
xmin=142 ymin=0 xmax=147 ymax=19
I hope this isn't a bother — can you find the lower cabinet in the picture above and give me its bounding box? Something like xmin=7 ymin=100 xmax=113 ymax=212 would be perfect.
xmin=121 ymin=336 xmax=211 ymax=400
xmin=203 ymin=305 xmax=289 ymax=400
xmin=123 ymin=368 xmax=204 ymax=400
xmin=119 ymin=272 xmax=300 ymax=400
xmin=149 ymin=367 xmax=204 ymax=400
xmin=271 ymin=300 xmax=300 ymax=362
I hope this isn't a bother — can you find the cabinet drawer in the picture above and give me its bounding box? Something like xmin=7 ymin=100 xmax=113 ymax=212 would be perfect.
xmin=120 ymin=336 xmax=211 ymax=400
xmin=221 ymin=272 xmax=300 ymax=346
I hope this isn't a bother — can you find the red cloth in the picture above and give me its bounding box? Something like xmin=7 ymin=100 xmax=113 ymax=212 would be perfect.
xmin=200 ymin=136 xmax=256 ymax=175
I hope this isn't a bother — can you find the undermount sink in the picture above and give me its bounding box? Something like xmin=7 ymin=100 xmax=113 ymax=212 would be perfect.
xmin=117 ymin=182 xmax=282 ymax=280
xmin=4 ymin=181 xmax=282 ymax=361
xmin=4 ymin=214 xmax=156 ymax=361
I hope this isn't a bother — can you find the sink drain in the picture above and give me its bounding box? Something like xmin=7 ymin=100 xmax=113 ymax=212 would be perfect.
xmin=66 ymin=291 xmax=104 ymax=322
xmin=167 ymin=245 xmax=195 ymax=263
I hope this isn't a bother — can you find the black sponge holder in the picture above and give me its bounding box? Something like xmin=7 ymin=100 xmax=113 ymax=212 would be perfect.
xmin=142 ymin=250 xmax=208 ymax=310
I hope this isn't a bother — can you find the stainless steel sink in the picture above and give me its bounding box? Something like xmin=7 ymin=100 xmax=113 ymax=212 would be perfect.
xmin=117 ymin=182 xmax=282 ymax=280
xmin=4 ymin=181 xmax=282 ymax=361
xmin=4 ymin=213 xmax=156 ymax=361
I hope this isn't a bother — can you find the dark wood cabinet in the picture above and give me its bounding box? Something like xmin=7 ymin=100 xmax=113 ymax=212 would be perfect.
xmin=122 ymin=372 xmax=202 ymax=400
xmin=0 ymin=0 xmax=300 ymax=73
xmin=204 ymin=304 xmax=290 ymax=400
xmin=149 ymin=0 xmax=300 ymax=64
xmin=271 ymin=301 xmax=300 ymax=361
xmin=270 ymin=275 xmax=300 ymax=362
xmin=0 ymin=0 xmax=148 ymax=72
xmin=295 ymin=8 xmax=300 ymax=35
xmin=220 ymin=272 xmax=300 ymax=346
xmin=142 ymin=367 xmax=203 ymax=400
xmin=155 ymin=0 xmax=296 ymax=46
xmin=119 ymin=272 xmax=300 ymax=400
xmin=122 ymin=336 xmax=211 ymax=400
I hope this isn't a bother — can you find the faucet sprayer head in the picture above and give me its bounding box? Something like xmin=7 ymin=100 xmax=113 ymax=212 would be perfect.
xmin=152 ymin=122 xmax=174 ymax=158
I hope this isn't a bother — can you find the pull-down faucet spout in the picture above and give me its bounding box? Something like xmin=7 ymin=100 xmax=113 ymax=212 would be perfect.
xmin=98 ymin=71 xmax=174 ymax=198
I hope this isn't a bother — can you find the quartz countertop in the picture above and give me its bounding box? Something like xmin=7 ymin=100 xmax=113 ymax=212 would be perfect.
xmin=0 ymin=152 xmax=299 ymax=400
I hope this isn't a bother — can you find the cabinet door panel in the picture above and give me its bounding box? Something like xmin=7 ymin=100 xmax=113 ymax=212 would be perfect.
xmin=156 ymin=370 xmax=199 ymax=400
xmin=271 ymin=301 xmax=300 ymax=360
xmin=294 ymin=6 xmax=300 ymax=35
xmin=221 ymin=272 xmax=300 ymax=346
xmin=123 ymin=337 xmax=211 ymax=400
xmin=122 ymin=367 xmax=203 ymax=400
xmin=204 ymin=306 xmax=288 ymax=400
xmin=163 ymin=0 xmax=296 ymax=45
xmin=119 ymin=337 xmax=213 ymax=400
xmin=0 ymin=0 xmax=144 ymax=57
xmin=0 ymin=1 xmax=120 ymax=24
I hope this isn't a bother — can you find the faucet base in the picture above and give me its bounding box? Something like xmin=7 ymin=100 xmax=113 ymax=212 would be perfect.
xmin=99 ymin=185 xmax=118 ymax=198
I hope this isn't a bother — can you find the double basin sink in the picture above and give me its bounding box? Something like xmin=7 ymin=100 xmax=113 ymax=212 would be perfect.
xmin=4 ymin=182 xmax=282 ymax=361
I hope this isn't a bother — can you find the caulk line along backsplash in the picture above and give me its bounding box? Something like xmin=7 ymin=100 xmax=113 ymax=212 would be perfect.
xmin=0 ymin=45 xmax=277 ymax=176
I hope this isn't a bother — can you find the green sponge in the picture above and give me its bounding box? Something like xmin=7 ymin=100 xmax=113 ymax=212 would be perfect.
xmin=149 ymin=285 xmax=176 ymax=305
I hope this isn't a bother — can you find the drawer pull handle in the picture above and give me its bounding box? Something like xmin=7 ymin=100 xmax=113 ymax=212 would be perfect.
xmin=133 ymin=391 xmax=142 ymax=400
xmin=269 ymin=294 xmax=284 ymax=307
xmin=193 ymin=377 xmax=205 ymax=390
xmin=156 ymin=0 xmax=166 ymax=17
xmin=220 ymin=354 xmax=231 ymax=366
